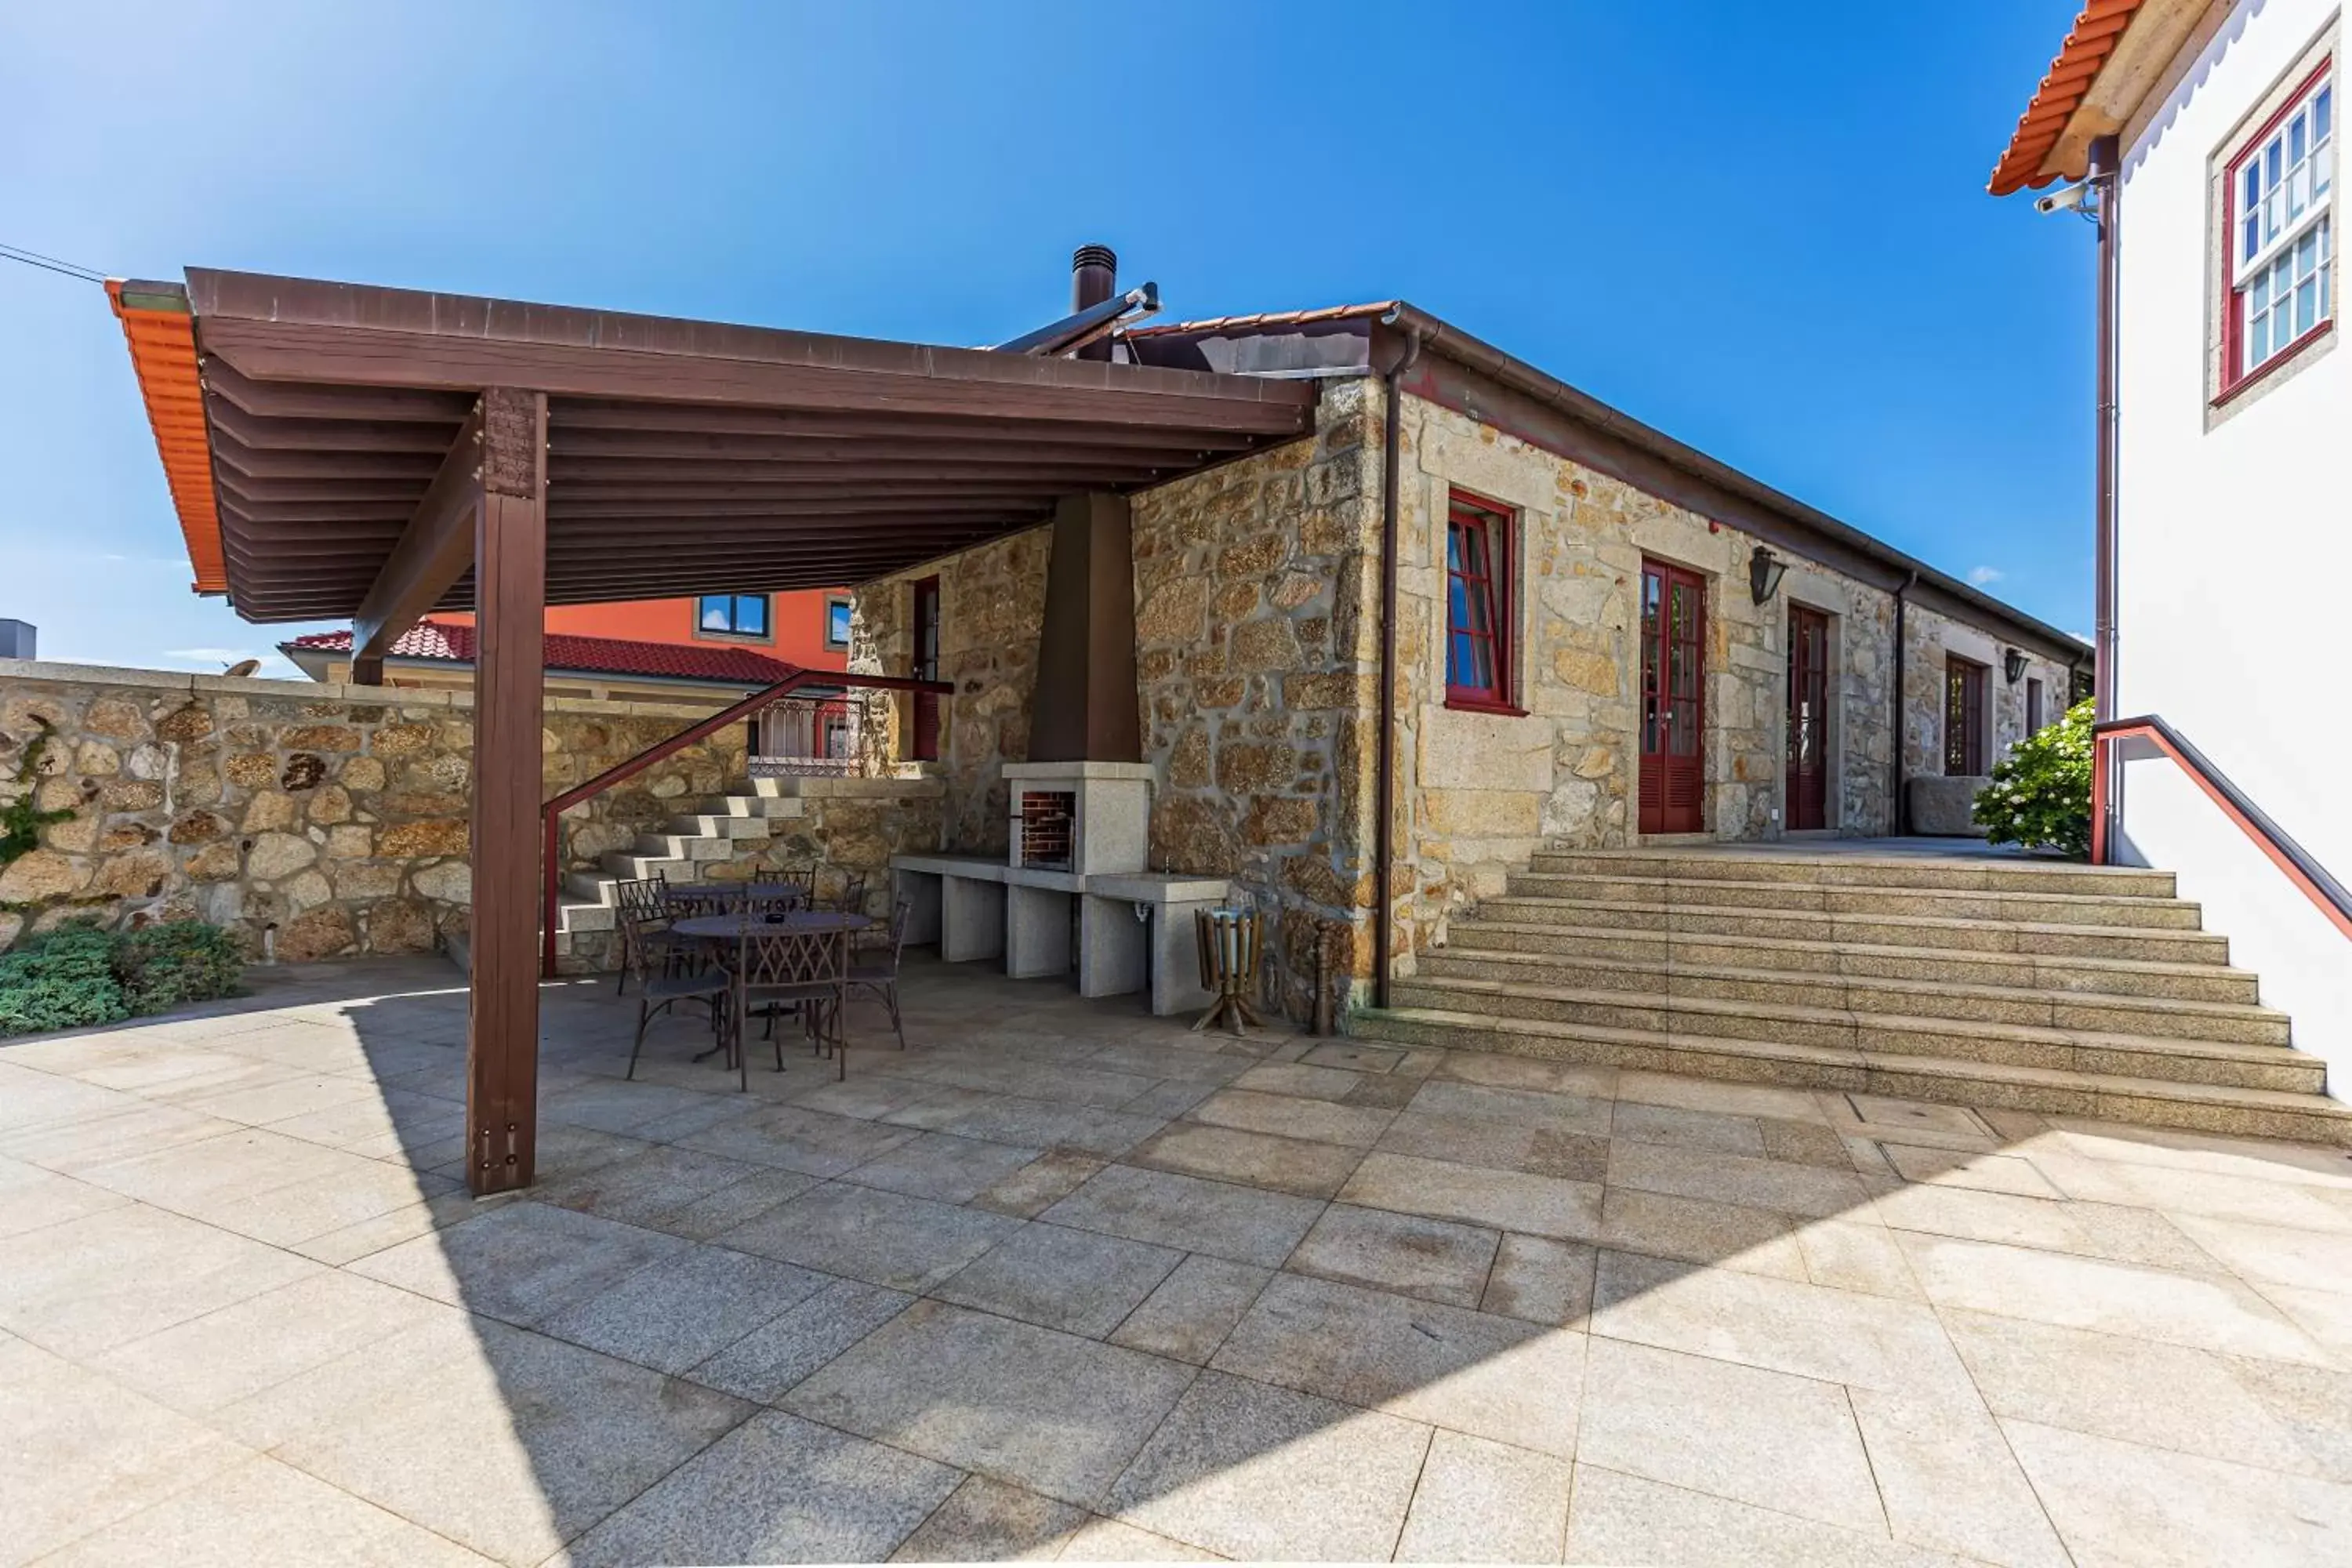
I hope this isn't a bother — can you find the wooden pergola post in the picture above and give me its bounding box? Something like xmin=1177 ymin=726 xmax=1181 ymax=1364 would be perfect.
xmin=466 ymin=387 xmax=547 ymax=1196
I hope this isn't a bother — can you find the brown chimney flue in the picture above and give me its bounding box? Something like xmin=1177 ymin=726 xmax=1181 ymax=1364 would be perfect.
xmin=1070 ymin=244 xmax=1117 ymax=361
xmin=1071 ymin=243 xmax=1118 ymax=311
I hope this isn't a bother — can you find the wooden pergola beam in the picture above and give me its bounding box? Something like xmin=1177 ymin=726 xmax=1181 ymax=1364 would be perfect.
xmin=198 ymin=322 xmax=1313 ymax=434
xmin=350 ymin=400 xmax=488 ymax=670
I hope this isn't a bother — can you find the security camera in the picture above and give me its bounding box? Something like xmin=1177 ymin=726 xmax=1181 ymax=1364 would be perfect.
xmin=2035 ymin=181 xmax=2092 ymax=216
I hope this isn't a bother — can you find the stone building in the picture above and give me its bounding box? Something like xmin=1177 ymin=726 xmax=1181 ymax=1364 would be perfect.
xmin=851 ymin=300 xmax=2085 ymax=1022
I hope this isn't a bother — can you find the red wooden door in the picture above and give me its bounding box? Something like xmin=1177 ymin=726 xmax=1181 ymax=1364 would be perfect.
xmin=1639 ymin=559 xmax=1708 ymax=834
xmin=1785 ymin=604 xmax=1830 ymax=831
xmin=910 ymin=576 xmax=941 ymax=762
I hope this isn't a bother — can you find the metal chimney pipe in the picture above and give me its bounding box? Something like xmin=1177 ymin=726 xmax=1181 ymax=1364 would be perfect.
xmin=1070 ymin=245 xmax=1117 ymax=361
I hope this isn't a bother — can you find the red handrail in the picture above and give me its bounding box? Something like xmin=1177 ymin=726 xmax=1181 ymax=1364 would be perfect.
xmin=539 ymin=669 xmax=950 ymax=977
xmin=2092 ymin=715 xmax=2352 ymax=942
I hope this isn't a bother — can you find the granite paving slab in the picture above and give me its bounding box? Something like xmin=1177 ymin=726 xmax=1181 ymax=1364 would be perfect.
xmin=541 ymin=1243 xmax=833 ymax=1374
xmin=1040 ymin=1163 xmax=1324 ymax=1268
xmin=347 ymin=1200 xmax=688 ymax=1328
xmin=1286 ymin=1202 xmax=1501 ymax=1308
xmin=717 ymin=1180 xmax=1021 ymax=1292
xmin=783 ymin=1300 xmax=1196 ymax=1505
xmin=1101 ymin=1368 xmax=1431 ymax=1560
xmin=933 ymin=1221 xmax=1183 ymax=1338
xmin=557 ymin=1410 xmax=961 ymax=1568
xmin=1213 ymin=1272 xmax=1586 ymax=1456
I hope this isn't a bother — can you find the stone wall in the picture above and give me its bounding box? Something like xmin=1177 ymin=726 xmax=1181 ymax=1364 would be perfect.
xmin=842 ymin=376 xmax=2083 ymax=1022
xmin=0 ymin=662 xmax=749 ymax=963
xmin=850 ymin=387 xmax=1381 ymax=1023
xmin=1385 ymin=391 xmax=1908 ymax=967
xmin=1381 ymin=390 xmax=2082 ymax=969
xmin=1131 ymin=378 xmax=1383 ymax=1022
xmin=851 ymin=527 xmax=1051 ymax=855
xmin=1900 ymin=600 xmax=2076 ymax=783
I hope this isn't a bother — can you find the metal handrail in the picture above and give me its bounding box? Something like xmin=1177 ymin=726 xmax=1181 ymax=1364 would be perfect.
xmin=2093 ymin=714 xmax=2352 ymax=941
xmin=539 ymin=668 xmax=950 ymax=977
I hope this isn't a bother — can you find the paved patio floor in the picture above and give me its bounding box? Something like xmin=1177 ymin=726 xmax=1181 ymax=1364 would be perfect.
xmin=5 ymin=954 xmax=2352 ymax=1565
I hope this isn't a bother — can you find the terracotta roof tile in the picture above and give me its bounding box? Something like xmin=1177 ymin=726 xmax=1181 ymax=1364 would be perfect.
xmin=1127 ymin=301 xmax=1401 ymax=337
xmin=1989 ymin=0 xmax=2149 ymax=194
xmin=284 ymin=620 xmax=802 ymax=686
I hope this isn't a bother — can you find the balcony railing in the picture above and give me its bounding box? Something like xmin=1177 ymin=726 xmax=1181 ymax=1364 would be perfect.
xmin=750 ymin=695 xmax=862 ymax=777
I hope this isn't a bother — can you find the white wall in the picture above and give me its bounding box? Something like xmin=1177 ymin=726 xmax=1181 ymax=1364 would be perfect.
xmin=2114 ymin=0 xmax=2350 ymax=1081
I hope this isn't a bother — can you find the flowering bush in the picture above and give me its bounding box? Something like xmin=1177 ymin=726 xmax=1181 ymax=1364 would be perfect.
xmin=1973 ymin=697 xmax=2092 ymax=858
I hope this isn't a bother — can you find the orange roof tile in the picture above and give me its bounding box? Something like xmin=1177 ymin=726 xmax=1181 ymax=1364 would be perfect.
xmin=1127 ymin=302 xmax=1400 ymax=337
xmin=1988 ymin=0 xmax=2149 ymax=194
xmin=106 ymin=279 xmax=226 ymax=593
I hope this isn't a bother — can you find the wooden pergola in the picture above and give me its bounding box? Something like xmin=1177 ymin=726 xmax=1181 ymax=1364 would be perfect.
xmin=111 ymin=268 xmax=1316 ymax=1195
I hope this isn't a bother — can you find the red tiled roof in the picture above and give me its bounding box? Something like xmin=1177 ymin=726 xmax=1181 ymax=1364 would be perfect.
xmin=1988 ymin=0 xmax=2149 ymax=194
xmin=1127 ymin=302 xmax=1401 ymax=336
xmin=283 ymin=620 xmax=803 ymax=686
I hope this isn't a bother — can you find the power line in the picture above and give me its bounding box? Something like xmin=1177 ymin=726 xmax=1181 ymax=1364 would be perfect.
xmin=0 ymin=242 xmax=109 ymax=285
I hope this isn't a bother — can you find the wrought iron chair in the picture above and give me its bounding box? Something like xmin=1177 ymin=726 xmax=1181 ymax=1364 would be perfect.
xmin=816 ymin=869 xmax=870 ymax=916
xmin=725 ymin=920 xmax=851 ymax=1087
xmin=844 ymin=898 xmax=913 ymax=1051
xmin=612 ymin=873 xmax=679 ymax=996
xmin=620 ymin=903 xmax=729 ymax=1080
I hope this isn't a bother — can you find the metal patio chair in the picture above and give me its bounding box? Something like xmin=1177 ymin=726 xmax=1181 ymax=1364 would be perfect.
xmin=620 ymin=903 xmax=728 ymax=1080
xmin=816 ymin=869 xmax=869 ymax=916
xmin=612 ymin=873 xmax=679 ymax=996
xmin=726 ymin=920 xmax=851 ymax=1087
xmin=845 ymin=898 xmax=913 ymax=1051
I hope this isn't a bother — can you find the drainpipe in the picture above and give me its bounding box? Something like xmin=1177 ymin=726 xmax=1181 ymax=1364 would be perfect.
xmin=1373 ymin=312 xmax=1424 ymax=1011
xmin=2090 ymin=134 xmax=2122 ymax=860
xmin=1890 ymin=569 xmax=1918 ymax=836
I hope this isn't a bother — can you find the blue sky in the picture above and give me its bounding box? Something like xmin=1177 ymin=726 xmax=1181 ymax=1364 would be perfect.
xmin=0 ymin=2 xmax=2090 ymax=676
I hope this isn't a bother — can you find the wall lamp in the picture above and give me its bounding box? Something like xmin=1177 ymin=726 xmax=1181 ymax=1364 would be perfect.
xmin=1748 ymin=546 xmax=1788 ymax=605
xmin=2003 ymin=647 xmax=2028 ymax=684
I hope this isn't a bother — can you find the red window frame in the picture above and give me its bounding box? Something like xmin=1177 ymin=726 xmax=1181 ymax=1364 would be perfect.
xmin=2217 ymin=57 xmax=2335 ymax=403
xmin=1443 ymin=492 xmax=1520 ymax=713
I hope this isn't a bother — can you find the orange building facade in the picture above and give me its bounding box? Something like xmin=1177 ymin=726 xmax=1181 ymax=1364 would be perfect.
xmin=439 ymin=589 xmax=854 ymax=673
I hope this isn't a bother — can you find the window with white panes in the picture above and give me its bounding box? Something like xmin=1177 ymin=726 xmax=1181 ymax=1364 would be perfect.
xmin=2225 ymin=64 xmax=2333 ymax=390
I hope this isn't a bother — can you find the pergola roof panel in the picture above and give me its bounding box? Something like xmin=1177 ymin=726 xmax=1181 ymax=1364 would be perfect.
xmin=118 ymin=268 xmax=1316 ymax=623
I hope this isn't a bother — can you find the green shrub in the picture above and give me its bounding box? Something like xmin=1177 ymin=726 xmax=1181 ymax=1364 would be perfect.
xmin=0 ymin=919 xmax=247 ymax=1038
xmin=0 ymin=924 xmax=129 ymax=1036
xmin=114 ymin=920 xmax=248 ymax=1016
xmin=1974 ymin=697 xmax=2093 ymax=858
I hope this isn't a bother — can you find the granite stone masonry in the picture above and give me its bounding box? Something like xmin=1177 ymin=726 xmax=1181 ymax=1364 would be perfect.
xmin=0 ymin=661 xmax=850 ymax=964
xmin=851 ymin=376 xmax=2080 ymax=1027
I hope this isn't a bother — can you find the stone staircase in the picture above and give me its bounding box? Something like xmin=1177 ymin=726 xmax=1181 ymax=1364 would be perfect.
xmin=547 ymin=780 xmax=808 ymax=971
xmin=1356 ymin=844 xmax=2352 ymax=1145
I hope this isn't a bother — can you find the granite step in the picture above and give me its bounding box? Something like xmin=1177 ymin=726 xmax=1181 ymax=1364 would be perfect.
xmin=1527 ymin=848 xmax=2177 ymax=899
xmin=1395 ymin=970 xmax=2293 ymax=1048
xmin=1353 ymin=1005 xmax=2351 ymax=1145
xmin=665 ymin=812 xmax=777 ymax=840
xmin=598 ymin=851 xmax=696 ymax=882
xmin=1469 ymin=897 xmax=2230 ymax=964
xmin=1504 ymin=872 xmax=2204 ymax=930
xmin=630 ymin=832 xmax=739 ymax=863
xmin=555 ymin=899 xmax=615 ymax=935
xmin=1443 ymin=919 xmax=2251 ymax=998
